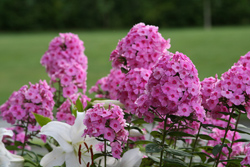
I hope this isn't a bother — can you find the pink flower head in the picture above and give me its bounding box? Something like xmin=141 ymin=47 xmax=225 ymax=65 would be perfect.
xmin=0 ymin=80 xmax=55 ymax=146
xmin=136 ymin=52 xmax=204 ymax=122
xmin=205 ymin=64 xmax=250 ymax=117
xmin=83 ymin=103 xmax=128 ymax=159
xmin=89 ymin=68 xmax=126 ymax=99
xmin=117 ymin=68 xmax=152 ymax=114
xmin=110 ymin=22 xmax=171 ymax=70
xmin=41 ymin=32 xmax=88 ymax=94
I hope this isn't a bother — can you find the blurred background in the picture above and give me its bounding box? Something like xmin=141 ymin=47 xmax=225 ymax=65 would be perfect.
xmin=0 ymin=0 xmax=250 ymax=105
xmin=1 ymin=0 xmax=250 ymax=30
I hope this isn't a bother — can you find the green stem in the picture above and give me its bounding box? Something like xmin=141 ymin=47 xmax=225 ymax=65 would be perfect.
xmin=188 ymin=122 xmax=202 ymax=167
xmin=228 ymin=111 xmax=241 ymax=160
xmin=21 ymin=122 xmax=29 ymax=156
xmin=104 ymin=139 xmax=107 ymax=167
xmin=159 ymin=117 xmax=168 ymax=167
xmin=214 ymin=107 xmax=234 ymax=167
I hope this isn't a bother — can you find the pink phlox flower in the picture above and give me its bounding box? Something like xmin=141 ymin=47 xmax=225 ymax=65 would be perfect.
xmin=104 ymin=128 xmax=116 ymax=142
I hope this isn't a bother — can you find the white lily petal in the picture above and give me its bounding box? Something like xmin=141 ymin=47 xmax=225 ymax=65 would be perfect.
xmin=0 ymin=128 xmax=13 ymax=141
xmin=129 ymin=129 xmax=144 ymax=137
xmin=0 ymin=155 xmax=10 ymax=167
xmin=65 ymin=152 xmax=80 ymax=167
xmin=40 ymin=121 xmax=73 ymax=152
xmin=71 ymin=112 xmax=86 ymax=144
xmin=119 ymin=148 xmax=143 ymax=167
xmin=40 ymin=147 xmax=65 ymax=167
xmin=99 ymin=156 xmax=119 ymax=167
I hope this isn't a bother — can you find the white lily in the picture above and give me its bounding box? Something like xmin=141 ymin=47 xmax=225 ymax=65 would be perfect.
xmin=40 ymin=112 xmax=99 ymax=167
xmin=0 ymin=128 xmax=24 ymax=167
xmin=102 ymin=148 xmax=143 ymax=167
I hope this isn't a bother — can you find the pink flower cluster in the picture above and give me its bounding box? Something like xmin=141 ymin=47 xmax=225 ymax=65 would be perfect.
xmin=200 ymin=76 xmax=231 ymax=119
xmin=110 ymin=22 xmax=171 ymax=70
xmin=136 ymin=52 xmax=205 ymax=123
xmin=83 ymin=103 xmax=128 ymax=159
xmin=241 ymin=143 xmax=250 ymax=166
xmin=206 ymin=65 xmax=250 ymax=114
xmin=89 ymin=68 xmax=125 ymax=99
xmin=56 ymin=93 xmax=90 ymax=125
xmin=117 ymin=68 xmax=152 ymax=114
xmin=234 ymin=51 xmax=250 ymax=68
xmin=41 ymin=33 xmax=88 ymax=97
xmin=0 ymin=80 xmax=54 ymax=143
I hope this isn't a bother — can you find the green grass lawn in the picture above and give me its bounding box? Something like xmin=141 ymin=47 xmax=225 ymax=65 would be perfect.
xmin=0 ymin=26 xmax=250 ymax=105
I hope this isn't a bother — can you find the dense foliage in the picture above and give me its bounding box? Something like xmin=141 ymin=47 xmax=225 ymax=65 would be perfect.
xmin=0 ymin=0 xmax=250 ymax=31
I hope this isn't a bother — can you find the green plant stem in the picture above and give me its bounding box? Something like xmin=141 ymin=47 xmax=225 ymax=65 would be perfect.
xmin=228 ymin=111 xmax=241 ymax=160
xmin=159 ymin=117 xmax=168 ymax=167
xmin=214 ymin=108 xmax=234 ymax=167
xmin=188 ymin=122 xmax=202 ymax=167
xmin=21 ymin=122 xmax=29 ymax=156
xmin=104 ymin=139 xmax=107 ymax=167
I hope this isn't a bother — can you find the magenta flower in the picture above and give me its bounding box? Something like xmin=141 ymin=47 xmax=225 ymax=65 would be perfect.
xmin=0 ymin=80 xmax=55 ymax=144
xmin=110 ymin=22 xmax=171 ymax=70
xmin=136 ymin=52 xmax=204 ymax=122
xmin=89 ymin=68 xmax=126 ymax=99
xmin=83 ymin=103 xmax=128 ymax=159
xmin=41 ymin=33 xmax=88 ymax=95
xmin=117 ymin=68 xmax=152 ymax=114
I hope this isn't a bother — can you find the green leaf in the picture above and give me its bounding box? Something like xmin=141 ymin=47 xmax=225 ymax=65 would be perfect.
xmin=93 ymin=153 xmax=104 ymax=160
xmin=218 ymin=112 xmax=238 ymax=118
xmin=71 ymin=103 xmax=77 ymax=117
xmin=199 ymin=146 xmax=214 ymax=154
xmin=212 ymin=144 xmax=223 ymax=156
xmin=221 ymin=158 xmax=242 ymax=167
xmin=131 ymin=118 xmax=147 ymax=124
xmin=145 ymin=143 xmax=163 ymax=153
xmin=33 ymin=113 xmax=51 ymax=127
xmin=192 ymin=152 xmax=213 ymax=163
xmin=150 ymin=131 xmax=162 ymax=139
xmin=201 ymin=124 xmax=226 ymax=130
xmin=154 ymin=117 xmax=164 ymax=122
xmin=233 ymin=138 xmax=250 ymax=143
xmin=220 ymin=138 xmax=231 ymax=144
xmin=230 ymin=128 xmax=250 ymax=135
xmin=76 ymin=97 xmax=83 ymax=112
xmin=168 ymin=131 xmax=194 ymax=137
xmin=134 ymin=140 xmax=152 ymax=145
xmin=44 ymin=143 xmax=53 ymax=152
xmin=192 ymin=165 xmax=208 ymax=167
xmin=163 ymin=158 xmax=187 ymax=167
xmin=148 ymin=155 xmax=160 ymax=163
xmin=235 ymin=104 xmax=246 ymax=112
xmin=84 ymin=101 xmax=93 ymax=111
xmin=197 ymin=134 xmax=215 ymax=141
xmin=165 ymin=148 xmax=192 ymax=157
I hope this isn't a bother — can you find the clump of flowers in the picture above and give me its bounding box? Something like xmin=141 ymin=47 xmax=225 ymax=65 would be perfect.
xmin=207 ymin=65 xmax=250 ymax=113
xmin=83 ymin=103 xmax=128 ymax=159
xmin=136 ymin=52 xmax=205 ymax=123
xmin=0 ymin=80 xmax=55 ymax=145
xmin=234 ymin=51 xmax=250 ymax=68
xmin=56 ymin=93 xmax=90 ymax=125
xmin=117 ymin=68 xmax=152 ymax=114
xmin=110 ymin=22 xmax=171 ymax=70
xmin=41 ymin=33 xmax=88 ymax=97
xmin=89 ymin=68 xmax=126 ymax=99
